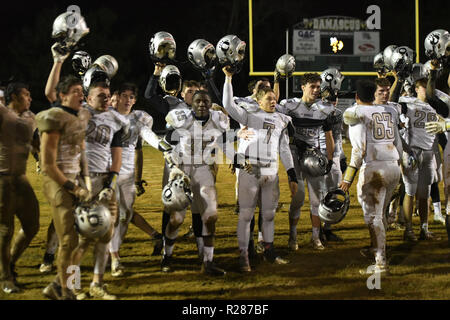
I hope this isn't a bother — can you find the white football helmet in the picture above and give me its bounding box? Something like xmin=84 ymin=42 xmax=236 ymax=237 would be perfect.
xmin=300 ymin=148 xmax=329 ymax=177
xmin=382 ymin=45 xmax=398 ymax=70
xmin=187 ymin=39 xmax=218 ymax=71
xmin=275 ymin=54 xmax=296 ymax=78
xmin=72 ymin=51 xmax=91 ymax=76
xmin=92 ymin=55 xmax=119 ymax=78
xmin=373 ymin=52 xmax=389 ymax=75
xmin=216 ymin=35 xmax=246 ymax=69
xmin=424 ymin=29 xmax=450 ymax=60
xmin=318 ymin=189 xmax=350 ymax=224
xmin=320 ymin=68 xmax=344 ymax=94
xmin=149 ymin=31 xmax=176 ymax=62
xmin=52 ymin=11 xmax=90 ymax=53
xmin=162 ymin=176 xmax=193 ymax=212
xmin=83 ymin=67 xmax=110 ymax=92
xmin=390 ymin=46 xmax=415 ymax=76
xmin=159 ymin=65 xmax=182 ymax=94
xmin=74 ymin=203 xmax=112 ymax=239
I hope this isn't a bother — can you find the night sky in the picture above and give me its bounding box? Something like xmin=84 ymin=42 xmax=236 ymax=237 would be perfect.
xmin=0 ymin=0 xmax=448 ymax=128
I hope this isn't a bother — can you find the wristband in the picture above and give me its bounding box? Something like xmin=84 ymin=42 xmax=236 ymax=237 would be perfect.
xmin=62 ymin=180 xmax=75 ymax=191
xmin=343 ymin=166 xmax=357 ymax=184
xmin=104 ymin=171 xmax=119 ymax=190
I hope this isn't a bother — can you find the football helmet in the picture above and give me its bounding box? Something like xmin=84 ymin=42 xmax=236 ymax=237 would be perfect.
xmin=52 ymin=11 xmax=90 ymax=54
xmin=424 ymin=29 xmax=450 ymax=60
xmin=216 ymin=35 xmax=246 ymax=71
xmin=373 ymin=52 xmax=388 ymax=76
xmin=72 ymin=51 xmax=91 ymax=76
xmin=83 ymin=66 xmax=110 ymax=92
xmin=161 ymin=175 xmax=193 ymax=212
xmin=390 ymin=46 xmax=415 ymax=76
xmin=187 ymin=39 xmax=218 ymax=71
xmin=275 ymin=54 xmax=296 ymax=78
xmin=149 ymin=31 xmax=176 ymax=63
xmin=74 ymin=202 xmax=112 ymax=239
xmin=299 ymin=148 xmax=329 ymax=177
xmin=92 ymin=55 xmax=119 ymax=78
xmin=382 ymin=45 xmax=398 ymax=70
xmin=159 ymin=65 xmax=182 ymax=93
xmin=318 ymin=189 xmax=350 ymax=224
xmin=320 ymin=68 xmax=344 ymax=94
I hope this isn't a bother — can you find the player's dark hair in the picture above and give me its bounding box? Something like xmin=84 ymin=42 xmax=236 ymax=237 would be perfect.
xmin=356 ymin=80 xmax=377 ymax=103
xmin=182 ymin=80 xmax=200 ymax=91
xmin=374 ymin=77 xmax=391 ymax=88
xmin=255 ymin=87 xmax=274 ymax=101
xmin=192 ymin=90 xmax=211 ymax=100
xmin=301 ymin=73 xmax=321 ymax=86
xmin=414 ymin=78 xmax=427 ymax=89
xmin=5 ymin=82 xmax=29 ymax=105
xmin=56 ymin=75 xmax=82 ymax=101
xmin=118 ymin=82 xmax=138 ymax=96
xmin=88 ymin=81 xmax=110 ymax=95
xmin=248 ymin=78 xmax=271 ymax=93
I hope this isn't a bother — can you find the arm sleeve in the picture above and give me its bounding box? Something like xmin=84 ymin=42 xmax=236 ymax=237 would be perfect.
xmin=222 ymin=80 xmax=248 ymax=125
xmin=279 ymin=128 xmax=294 ymax=171
xmin=390 ymin=79 xmax=404 ymax=103
xmin=140 ymin=126 xmax=160 ymax=150
xmin=143 ymin=75 xmax=171 ymax=115
xmin=348 ymin=123 xmax=365 ymax=169
xmin=426 ymin=69 xmax=438 ymax=101
xmin=428 ymin=96 xmax=449 ymax=118
xmin=111 ymin=129 xmax=123 ymax=148
xmin=144 ymin=75 xmax=160 ymax=100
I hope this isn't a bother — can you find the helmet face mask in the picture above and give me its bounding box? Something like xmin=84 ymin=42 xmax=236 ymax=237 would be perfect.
xmin=161 ymin=177 xmax=193 ymax=212
xmin=187 ymin=39 xmax=218 ymax=72
xmin=72 ymin=51 xmax=91 ymax=76
xmin=318 ymin=189 xmax=350 ymax=224
xmin=320 ymin=68 xmax=344 ymax=100
xmin=424 ymin=29 xmax=450 ymax=61
xmin=388 ymin=46 xmax=415 ymax=77
xmin=216 ymin=35 xmax=246 ymax=73
xmin=74 ymin=203 xmax=112 ymax=239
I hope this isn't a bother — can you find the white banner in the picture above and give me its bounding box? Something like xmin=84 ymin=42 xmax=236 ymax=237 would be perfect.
xmin=353 ymin=31 xmax=379 ymax=55
xmin=293 ymin=29 xmax=320 ymax=55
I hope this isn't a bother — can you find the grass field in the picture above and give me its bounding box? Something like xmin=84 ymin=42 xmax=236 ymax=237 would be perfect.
xmin=2 ymin=142 xmax=450 ymax=300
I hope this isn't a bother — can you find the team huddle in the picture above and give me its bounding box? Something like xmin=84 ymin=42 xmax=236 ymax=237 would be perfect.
xmin=0 ymin=10 xmax=450 ymax=300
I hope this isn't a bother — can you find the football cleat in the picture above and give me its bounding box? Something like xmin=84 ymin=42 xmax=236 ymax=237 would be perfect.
xmin=324 ymin=229 xmax=344 ymax=242
xmin=256 ymin=241 xmax=265 ymax=254
xmin=73 ymin=288 xmax=87 ymax=300
xmin=89 ymin=283 xmax=117 ymax=300
xmin=359 ymin=263 xmax=390 ymax=275
xmin=201 ymin=261 xmax=226 ymax=276
xmin=311 ymin=238 xmax=325 ymax=251
xmin=111 ymin=260 xmax=125 ymax=277
xmin=288 ymin=237 xmax=299 ymax=251
xmin=403 ymin=229 xmax=418 ymax=242
xmin=1 ymin=280 xmax=21 ymax=294
xmin=43 ymin=281 xmax=62 ymax=300
xmin=39 ymin=262 xmax=53 ymax=274
xmin=434 ymin=213 xmax=446 ymax=225
xmin=419 ymin=229 xmax=441 ymax=241
xmin=263 ymin=246 xmax=289 ymax=264
xmin=161 ymin=255 xmax=173 ymax=273
xmin=239 ymin=254 xmax=251 ymax=273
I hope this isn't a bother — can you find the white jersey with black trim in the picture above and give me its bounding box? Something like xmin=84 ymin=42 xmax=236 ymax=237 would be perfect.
xmin=399 ymin=96 xmax=437 ymax=150
xmin=344 ymin=104 xmax=401 ymax=168
xmin=118 ymin=110 xmax=158 ymax=175
xmin=164 ymin=95 xmax=190 ymax=111
xmin=85 ymin=106 xmax=130 ymax=173
xmin=165 ymin=108 xmax=229 ymax=166
xmin=277 ymin=97 xmax=331 ymax=148
xmin=223 ymin=82 xmax=294 ymax=175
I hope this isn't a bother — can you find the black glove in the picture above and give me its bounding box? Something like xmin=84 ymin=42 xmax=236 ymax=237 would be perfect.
xmin=135 ymin=180 xmax=148 ymax=197
xmin=324 ymin=159 xmax=333 ymax=175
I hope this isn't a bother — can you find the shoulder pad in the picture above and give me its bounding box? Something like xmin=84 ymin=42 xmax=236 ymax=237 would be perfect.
xmin=134 ymin=110 xmax=153 ymax=128
xmin=279 ymin=97 xmax=300 ymax=107
xmin=165 ymin=108 xmax=192 ymax=129
xmin=36 ymin=107 xmax=68 ymax=133
xmin=399 ymin=96 xmax=417 ymax=104
xmin=277 ymin=112 xmax=292 ymax=128
xmin=78 ymin=108 xmax=92 ymax=122
xmin=343 ymin=106 xmax=361 ymax=125
xmin=165 ymin=95 xmax=189 ymax=110
xmin=210 ymin=110 xmax=230 ymax=131
xmin=234 ymin=97 xmax=259 ymax=113
xmin=109 ymin=109 xmax=130 ymax=128
xmin=315 ymin=100 xmax=334 ymax=115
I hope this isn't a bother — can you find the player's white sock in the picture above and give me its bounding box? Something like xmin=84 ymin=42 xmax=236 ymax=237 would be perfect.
xmin=312 ymin=227 xmax=320 ymax=240
xmin=258 ymin=231 xmax=263 ymax=242
xmin=421 ymin=223 xmax=428 ymax=232
xmin=164 ymin=244 xmax=174 ymax=256
xmin=203 ymin=246 xmax=214 ymax=262
xmin=434 ymin=202 xmax=442 ymax=217
xmin=196 ymin=237 xmax=204 ymax=257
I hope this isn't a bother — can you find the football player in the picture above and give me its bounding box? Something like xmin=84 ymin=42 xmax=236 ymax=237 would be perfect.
xmin=278 ymin=73 xmax=335 ymax=251
xmin=392 ymin=76 xmax=442 ymax=241
xmin=70 ymin=81 xmax=129 ymax=300
xmin=144 ymin=64 xmax=205 ymax=258
xmin=37 ymin=75 xmax=91 ymax=300
xmin=158 ymin=90 xmax=231 ymax=275
xmin=340 ymin=80 xmax=402 ymax=274
xmin=222 ymin=67 xmax=297 ymax=272
xmin=108 ymin=83 xmax=162 ymax=277
xmin=0 ymin=83 xmax=40 ymax=293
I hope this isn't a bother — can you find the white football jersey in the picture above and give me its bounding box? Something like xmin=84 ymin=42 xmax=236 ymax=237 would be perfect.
xmin=85 ymin=106 xmax=130 ymax=173
xmin=233 ymin=95 xmax=259 ymax=154
xmin=344 ymin=104 xmax=401 ymax=167
xmin=318 ymin=102 xmax=343 ymax=157
xmin=118 ymin=110 xmax=154 ymax=175
xmin=277 ymin=97 xmax=333 ymax=148
xmin=399 ymin=97 xmax=437 ymax=150
xmin=166 ymin=109 xmax=229 ymax=166
xmin=164 ymin=95 xmax=190 ymax=111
